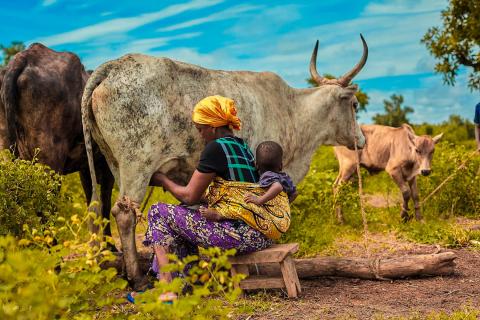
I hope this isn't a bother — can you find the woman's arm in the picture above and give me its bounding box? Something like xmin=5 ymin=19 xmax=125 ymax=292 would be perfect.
xmin=151 ymin=170 xmax=215 ymax=205
xmin=244 ymin=182 xmax=283 ymax=205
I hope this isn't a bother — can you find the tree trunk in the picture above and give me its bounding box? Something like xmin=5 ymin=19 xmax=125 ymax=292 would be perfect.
xmin=105 ymin=251 xmax=456 ymax=280
xmin=249 ymin=252 xmax=457 ymax=280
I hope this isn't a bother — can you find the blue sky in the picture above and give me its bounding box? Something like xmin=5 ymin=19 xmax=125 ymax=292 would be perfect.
xmin=0 ymin=0 xmax=478 ymax=124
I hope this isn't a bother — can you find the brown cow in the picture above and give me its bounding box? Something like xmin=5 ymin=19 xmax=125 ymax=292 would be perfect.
xmin=334 ymin=124 xmax=443 ymax=222
xmin=0 ymin=43 xmax=115 ymax=237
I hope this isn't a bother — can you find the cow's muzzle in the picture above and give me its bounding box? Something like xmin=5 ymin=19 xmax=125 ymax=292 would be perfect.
xmin=421 ymin=169 xmax=431 ymax=176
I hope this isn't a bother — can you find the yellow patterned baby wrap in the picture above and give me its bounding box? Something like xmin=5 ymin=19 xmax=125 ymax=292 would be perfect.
xmin=205 ymin=178 xmax=291 ymax=240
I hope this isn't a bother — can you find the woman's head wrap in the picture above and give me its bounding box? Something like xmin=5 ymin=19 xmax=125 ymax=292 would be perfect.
xmin=192 ymin=95 xmax=241 ymax=131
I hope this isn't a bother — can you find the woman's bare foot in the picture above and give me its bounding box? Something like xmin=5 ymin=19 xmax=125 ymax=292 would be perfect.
xmin=158 ymin=292 xmax=178 ymax=303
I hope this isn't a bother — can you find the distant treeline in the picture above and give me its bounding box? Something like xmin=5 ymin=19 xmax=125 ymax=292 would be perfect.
xmin=414 ymin=114 xmax=475 ymax=144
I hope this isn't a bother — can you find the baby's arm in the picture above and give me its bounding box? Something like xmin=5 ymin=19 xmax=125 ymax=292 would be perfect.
xmin=245 ymin=182 xmax=283 ymax=205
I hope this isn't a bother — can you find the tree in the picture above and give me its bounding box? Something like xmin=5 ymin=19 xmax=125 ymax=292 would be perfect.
xmin=422 ymin=0 xmax=480 ymax=90
xmin=306 ymin=74 xmax=369 ymax=112
xmin=372 ymin=94 xmax=414 ymax=127
xmin=0 ymin=41 xmax=25 ymax=66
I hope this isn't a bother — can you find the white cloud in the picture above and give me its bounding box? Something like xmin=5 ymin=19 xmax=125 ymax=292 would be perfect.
xmin=363 ymin=0 xmax=447 ymax=15
xmin=157 ymin=4 xmax=261 ymax=32
xmin=358 ymin=72 xmax=478 ymax=124
xmin=41 ymin=0 xmax=57 ymax=7
xmin=81 ymin=32 xmax=202 ymax=67
xmin=32 ymin=0 xmax=222 ymax=46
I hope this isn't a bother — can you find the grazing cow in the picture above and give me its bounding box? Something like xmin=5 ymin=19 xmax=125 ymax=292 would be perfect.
xmin=82 ymin=35 xmax=368 ymax=288
xmin=334 ymin=124 xmax=443 ymax=222
xmin=0 ymin=43 xmax=115 ymax=236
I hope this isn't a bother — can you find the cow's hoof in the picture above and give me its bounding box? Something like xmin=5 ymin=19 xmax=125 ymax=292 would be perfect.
xmin=401 ymin=212 xmax=412 ymax=222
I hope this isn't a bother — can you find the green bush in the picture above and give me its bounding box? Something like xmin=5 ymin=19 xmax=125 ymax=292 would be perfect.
xmin=131 ymin=247 xmax=242 ymax=320
xmin=0 ymin=149 xmax=69 ymax=236
xmin=0 ymin=211 xmax=127 ymax=320
xmin=417 ymin=143 xmax=480 ymax=218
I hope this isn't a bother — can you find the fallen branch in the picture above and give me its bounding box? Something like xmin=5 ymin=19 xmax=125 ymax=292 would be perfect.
xmin=105 ymin=251 xmax=457 ymax=280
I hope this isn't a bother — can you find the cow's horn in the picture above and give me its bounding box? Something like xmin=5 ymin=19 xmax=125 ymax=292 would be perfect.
xmin=338 ymin=34 xmax=368 ymax=87
xmin=309 ymin=40 xmax=325 ymax=85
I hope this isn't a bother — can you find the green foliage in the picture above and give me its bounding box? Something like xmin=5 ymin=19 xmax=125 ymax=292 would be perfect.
xmin=131 ymin=247 xmax=242 ymax=320
xmin=414 ymin=114 xmax=476 ymax=144
xmin=0 ymin=149 xmax=68 ymax=236
xmin=422 ymin=0 xmax=480 ymax=90
xmin=0 ymin=41 xmax=25 ymax=66
xmin=417 ymin=143 xmax=480 ymax=219
xmin=306 ymin=75 xmax=369 ymax=112
xmin=373 ymin=94 xmax=414 ymax=127
xmin=0 ymin=211 xmax=127 ymax=320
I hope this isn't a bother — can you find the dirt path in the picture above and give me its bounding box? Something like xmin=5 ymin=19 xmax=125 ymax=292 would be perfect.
xmin=246 ymin=246 xmax=480 ymax=319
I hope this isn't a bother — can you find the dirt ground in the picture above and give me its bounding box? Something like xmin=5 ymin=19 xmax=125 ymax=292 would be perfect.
xmin=125 ymin=221 xmax=480 ymax=319
xmin=246 ymin=243 xmax=480 ymax=319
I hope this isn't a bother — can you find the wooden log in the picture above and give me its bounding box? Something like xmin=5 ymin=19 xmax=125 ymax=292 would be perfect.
xmin=249 ymin=252 xmax=457 ymax=280
xmin=104 ymin=251 xmax=457 ymax=280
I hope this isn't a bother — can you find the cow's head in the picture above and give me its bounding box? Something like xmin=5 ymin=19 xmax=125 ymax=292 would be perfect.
xmin=406 ymin=126 xmax=443 ymax=176
xmin=308 ymin=35 xmax=367 ymax=150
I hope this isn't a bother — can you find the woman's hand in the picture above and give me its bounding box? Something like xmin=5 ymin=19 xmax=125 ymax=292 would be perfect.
xmin=244 ymin=193 xmax=263 ymax=205
xmin=150 ymin=170 xmax=215 ymax=205
xmin=150 ymin=172 xmax=167 ymax=187
xmin=199 ymin=207 xmax=223 ymax=221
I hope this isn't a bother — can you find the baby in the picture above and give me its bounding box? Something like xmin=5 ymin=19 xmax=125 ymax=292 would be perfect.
xmin=200 ymin=141 xmax=297 ymax=221
xmin=245 ymin=141 xmax=297 ymax=205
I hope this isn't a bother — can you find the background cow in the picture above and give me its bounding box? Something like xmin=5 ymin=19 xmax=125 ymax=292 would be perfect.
xmin=0 ymin=43 xmax=115 ymax=237
xmin=334 ymin=124 xmax=443 ymax=222
xmin=81 ymin=35 xmax=368 ymax=288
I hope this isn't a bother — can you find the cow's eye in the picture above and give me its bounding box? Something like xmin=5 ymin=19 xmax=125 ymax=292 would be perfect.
xmin=352 ymin=101 xmax=359 ymax=111
xmin=415 ymin=149 xmax=420 ymax=154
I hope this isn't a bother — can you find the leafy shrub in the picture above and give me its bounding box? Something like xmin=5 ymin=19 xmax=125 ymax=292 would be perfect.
xmin=0 ymin=211 xmax=127 ymax=320
xmin=131 ymin=247 xmax=242 ymax=320
xmin=417 ymin=143 xmax=480 ymax=218
xmin=0 ymin=149 xmax=69 ymax=236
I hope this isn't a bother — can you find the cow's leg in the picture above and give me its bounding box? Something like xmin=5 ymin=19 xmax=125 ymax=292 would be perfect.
xmin=97 ymin=159 xmax=115 ymax=238
xmin=79 ymin=168 xmax=93 ymax=208
xmin=333 ymin=165 xmax=356 ymax=224
xmin=388 ymin=170 xmax=412 ymax=222
xmin=111 ymin=169 xmax=149 ymax=290
xmin=409 ymin=176 xmax=422 ymax=221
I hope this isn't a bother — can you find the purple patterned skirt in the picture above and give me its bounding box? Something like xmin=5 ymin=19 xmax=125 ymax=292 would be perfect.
xmin=143 ymin=203 xmax=273 ymax=276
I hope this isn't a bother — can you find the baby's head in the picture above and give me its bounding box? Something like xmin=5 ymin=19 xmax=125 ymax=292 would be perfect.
xmin=255 ymin=141 xmax=283 ymax=174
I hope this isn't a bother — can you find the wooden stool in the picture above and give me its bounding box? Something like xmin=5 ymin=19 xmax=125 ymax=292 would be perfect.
xmin=229 ymin=243 xmax=301 ymax=298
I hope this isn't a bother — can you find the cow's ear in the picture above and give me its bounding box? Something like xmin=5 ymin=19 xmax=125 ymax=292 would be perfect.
xmin=432 ymin=132 xmax=443 ymax=144
xmin=406 ymin=130 xmax=416 ymax=145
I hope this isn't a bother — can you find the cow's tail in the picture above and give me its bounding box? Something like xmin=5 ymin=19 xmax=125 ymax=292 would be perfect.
xmin=81 ymin=62 xmax=114 ymax=215
xmin=1 ymin=52 xmax=28 ymax=154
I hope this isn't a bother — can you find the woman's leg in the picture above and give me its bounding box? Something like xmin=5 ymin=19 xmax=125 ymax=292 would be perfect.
xmin=144 ymin=203 xmax=199 ymax=281
xmin=153 ymin=245 xmax=172 ymax=283
xmin=144 ymin=203 xmax=272 ymax=280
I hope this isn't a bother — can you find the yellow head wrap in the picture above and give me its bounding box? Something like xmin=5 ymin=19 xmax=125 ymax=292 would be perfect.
xmin=192 ymin=95 xmax=241 ymax=131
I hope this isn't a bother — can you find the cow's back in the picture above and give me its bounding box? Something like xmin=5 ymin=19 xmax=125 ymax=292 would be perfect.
xmin=89 ymin=54 xmax=297 ymax=184
xmin=335 ymin=124 xmax=410 ymax=172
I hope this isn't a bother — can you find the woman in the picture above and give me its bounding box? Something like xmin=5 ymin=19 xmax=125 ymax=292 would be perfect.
xmin=140 ymin=95 xmax=273 ymax=301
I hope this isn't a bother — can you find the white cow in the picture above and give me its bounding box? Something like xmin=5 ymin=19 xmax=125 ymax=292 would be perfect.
xmin=82 ymin=35 xmax=368 ymax=288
